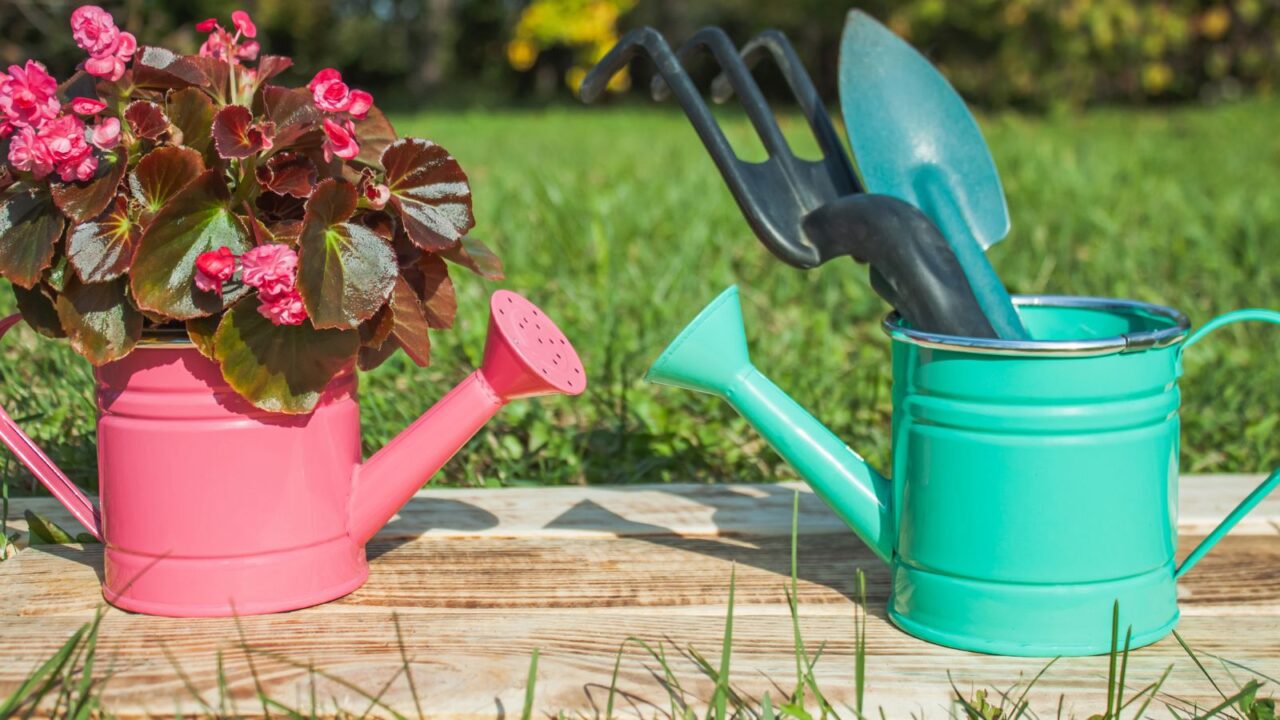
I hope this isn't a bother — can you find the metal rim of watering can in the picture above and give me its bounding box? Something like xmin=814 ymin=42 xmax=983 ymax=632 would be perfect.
xmin=882 ymin=295 xmax=1190 ymax=358
xmin=136 ymin=328 xmax=195 ymax=347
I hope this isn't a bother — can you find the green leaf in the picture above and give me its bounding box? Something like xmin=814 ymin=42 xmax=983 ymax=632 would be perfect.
xmin=24 ymin=509 xmax=75 ymax=544
xmin=412 ymin=252 xmax=456 ymax=329
xmin=297 ymin=178 xmax=396 ymax=329
xmin=441 ymin=235 xmax=504 ymax=281
xmin=186 ymin=315 xmax=220 ymax=360
xmin=0 ymin=187 xmax=65 ymax=289
xmin=132 ymin=46 xmax=210 ymax=89
xmin=124 ymin=100 xmax=171 ymax=140
xmin=385 ymin=276 xmax=431 ymax=366
xmin=51 ymin=147 xmax=128 ymax=225
xmin=131 ymin=170 xmax=252 ymax=319
xmin=166 ymin=88 xmax=216 ymax=157
xmin=66 ymin=196 xmax=140 ymax=283
xmin=257 ymin=85 xmax=320 ymax=151
xmin=213 ymin=300 xmax=358 ymax=414
xmin=359 ymin=304 xmax=394 ymax=349
xmin=353 ymin=106 xmax=397 ymax=167
xmin=254 ymin=56 xmax=294 ymax=85
xmin=255 ymin=152 xmax=316 ymax=198
xmin=382 ymin=138 xmax=475 ymax=251
xmin=212 ymin=105 xmax=272 ymax=160
xmin=11 ymin=283 xmax=65 ymax=339
xmin=129 ymin=146 xmax=206 ymax=217
xmin=55 ymin=275 xmax=142 ymax=365
xmin=357 ymin=336 xmax=399 ymax=371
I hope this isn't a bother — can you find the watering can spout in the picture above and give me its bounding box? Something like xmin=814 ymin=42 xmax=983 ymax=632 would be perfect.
xmin=647 ymin=287 xmax=894 ymax=562
xmin=348 ymin=291 xmax=585 ymax=545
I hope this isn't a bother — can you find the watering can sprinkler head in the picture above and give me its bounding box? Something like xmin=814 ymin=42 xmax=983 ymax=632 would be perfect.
xmin=348 ymin=290 xmax=585 ymax=544
xmin=646 ymin=286 xmax=751 ymax=396
xmin=647 ymin=286 xmax=895 ymax=562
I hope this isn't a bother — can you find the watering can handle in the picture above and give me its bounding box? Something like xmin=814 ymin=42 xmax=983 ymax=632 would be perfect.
xmin=1175 ymin=308 xmax=1280 ymax=579
xmin=0 ymin=314 xmax=102 ymax=540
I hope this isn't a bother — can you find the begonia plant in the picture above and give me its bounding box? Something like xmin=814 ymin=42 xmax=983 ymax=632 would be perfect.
xmin=0 ymin=6 xmax=501 ymax=413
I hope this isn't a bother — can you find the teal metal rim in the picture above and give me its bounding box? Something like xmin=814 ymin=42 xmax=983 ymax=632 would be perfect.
xmin=882 ymin=295 xmax=1190 ymax=358
xmin=887 ymin=605 xmax=1180 ymax=657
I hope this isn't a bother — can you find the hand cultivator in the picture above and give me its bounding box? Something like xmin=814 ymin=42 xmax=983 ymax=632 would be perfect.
xmin=580 ymin=25 xmax=999 ymax=338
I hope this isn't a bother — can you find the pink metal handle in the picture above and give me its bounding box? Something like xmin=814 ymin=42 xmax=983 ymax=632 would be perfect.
xmin=0 ymin=314 xmax=102 ymax=540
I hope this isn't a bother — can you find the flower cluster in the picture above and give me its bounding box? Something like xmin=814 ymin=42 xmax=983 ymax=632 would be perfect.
xmin=0 ymin=5 xmax=489 ymax=413
xmin=0 ymin=56 xmax=118 ymax=182
xmin=197 ymin=11 xmax=260 ymax=64
xmin=195 ymin=245 xmax=307 ymax=326
xmin=308 ymin=69 xmax=372 ymax=162
xmin=70 ymin=5 xmax=136 ymax=82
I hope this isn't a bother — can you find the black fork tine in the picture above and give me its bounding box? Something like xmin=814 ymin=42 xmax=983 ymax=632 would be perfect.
xmin=711 ymin=30 xmax=862 ymax=193
xmin=651 ymin=27 xmax=793 ymax=161
xmin=581 ymin=28 xmax=743 ymax=189
xmin=580 ymin=28 xmax=818 ymax=267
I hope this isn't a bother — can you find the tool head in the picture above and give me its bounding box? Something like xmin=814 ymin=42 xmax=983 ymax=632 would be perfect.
xmin=802 ymin=195 xmax=998 ymax=338
xmin=481 ymin=290 xmax=586 ymax=400
xmin=838 ymin=10 xmax=1010 ymax=250
xmin=646 ymin=286 xmax=750 ymax=396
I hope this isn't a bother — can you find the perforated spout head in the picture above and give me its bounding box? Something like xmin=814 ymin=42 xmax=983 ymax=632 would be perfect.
xmin=481 ymin=290 xmax=586 ymax=400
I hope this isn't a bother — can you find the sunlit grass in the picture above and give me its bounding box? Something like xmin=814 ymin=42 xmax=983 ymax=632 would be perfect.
xmin=1 ymin=99 xmax=1278 ymax=495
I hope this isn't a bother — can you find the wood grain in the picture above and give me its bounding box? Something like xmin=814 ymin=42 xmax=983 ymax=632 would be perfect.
xmin=2 ymin=478 xmax=1278 ymax=717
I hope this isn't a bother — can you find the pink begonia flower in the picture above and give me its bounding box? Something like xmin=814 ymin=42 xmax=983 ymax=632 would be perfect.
xmin=8 ymin=127 xmax=54 ymax=179
xmin=91 ymin=117 xmax=120 ymax=150
xmin=0 ymin=71 xmax=10 ymax=138
xmin=236 ymin=40 xmax=260 ymax=62
xmin=347 ymin=90 xmax=373 ymax=120
xmin=40 ymin=114 xmax=97 ymax=182
xmin=71 ymin=6 xmax=135 ymax=82
xmin=257 ymin=287 xmax=307 ymax=326
xmin=194 ymin=246 xmax=237 ymax=294
xmin=310 ymin=69 xmax=352 ymax=113
xmin=231 ymin=10 xmax=257 ymax=39
xmin=199 ymin=33 xmax=229 ymax=61
xmin=70 ymin=6 xmax=122 ymax=57
xmin=0 ymin=61 xmax=61 ymax=131
xmin=70 ymin=97 xmax=107 ymax=115
xmin=364 ymin=182 xmax=390 ymax=210
xmin=82 ymin=34 xmax=136 ymax=82
xmin=322 ymin=118 xmax=359 ymax=162
xmin=196 ymin=18 xmax=219 ymax=33
xmin=307 ymin=68 xmax=340 ymax=92
xmin=240 ymin=244 xmax=299 ymax=296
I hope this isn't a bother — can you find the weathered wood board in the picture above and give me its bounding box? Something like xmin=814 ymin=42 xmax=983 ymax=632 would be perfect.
xmin=2 ymin=476 xmax=1278 ymax=718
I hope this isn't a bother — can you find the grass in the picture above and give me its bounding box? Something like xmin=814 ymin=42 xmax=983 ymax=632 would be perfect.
xmin=1 ymin=99 xmax=1279 ymax=493
xmin=4 ymin=495 xmax=1275 ymax=718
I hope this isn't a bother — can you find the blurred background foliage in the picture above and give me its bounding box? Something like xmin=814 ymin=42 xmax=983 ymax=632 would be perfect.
xmin=1 ymin=0 xmax=1277 ymax=109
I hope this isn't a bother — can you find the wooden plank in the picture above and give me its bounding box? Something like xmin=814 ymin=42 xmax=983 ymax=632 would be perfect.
xmin=7 ymin=532 xmax=1279 ymax=617
xmin=6 ymin=474 xmax=1279 ymax=549
xmin=2 ymin=529 xmax=1279 ymax=716
xmin=2 ymin=478 xmax=1278 ymax=716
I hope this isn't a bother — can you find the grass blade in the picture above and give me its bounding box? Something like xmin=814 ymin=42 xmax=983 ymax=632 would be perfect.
xmin=393 ymin=614 xmax=426 ymax=720
xmin=0 ymin=623 xmax=88 ymax=717
xmin=523 ymin=649 xmax=540 ymax=720
xmin=713 ymin=564 xmax=736 ymax=720
xmin=1130 ymin=665 xmax=1173 ymax=720
xmin=1174 ymin=631 xmax=1235 ymax=710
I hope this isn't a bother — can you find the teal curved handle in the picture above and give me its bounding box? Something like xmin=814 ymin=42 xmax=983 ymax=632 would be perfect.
xmin=1175 ymin=308 xmax=1280 ymax=579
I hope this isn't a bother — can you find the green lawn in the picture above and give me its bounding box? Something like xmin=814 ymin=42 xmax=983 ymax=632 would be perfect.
xmin=2 ymin=100 xmax=1278 ymax=493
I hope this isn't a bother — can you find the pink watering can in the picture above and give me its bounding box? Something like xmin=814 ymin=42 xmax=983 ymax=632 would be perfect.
xmin=0 ymin=290 xmax=585 ymax=617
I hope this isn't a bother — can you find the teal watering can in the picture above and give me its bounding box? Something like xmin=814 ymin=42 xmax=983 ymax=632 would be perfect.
xmin=648 ymin=287 xmax=1280 ymax=656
